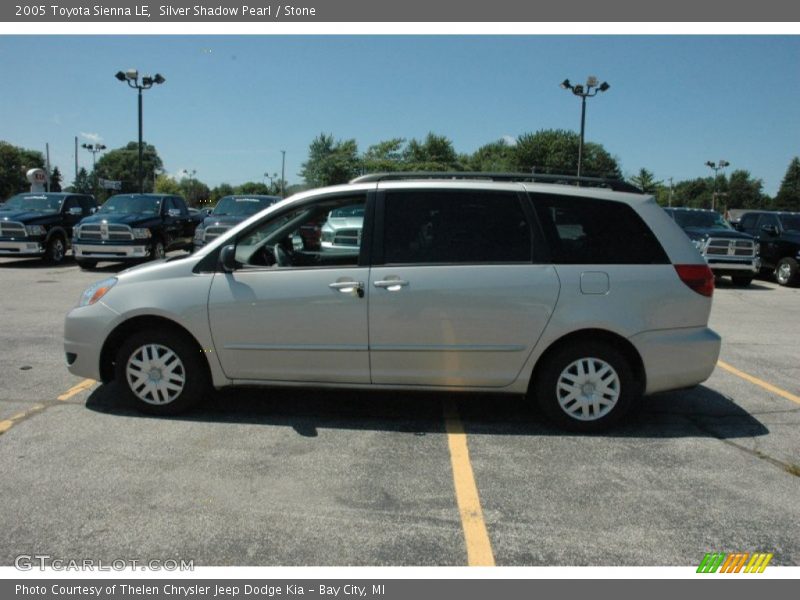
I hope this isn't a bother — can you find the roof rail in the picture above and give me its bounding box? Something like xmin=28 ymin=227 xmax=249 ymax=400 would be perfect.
xmin=349 ymin=171 xmax=644 ymax=194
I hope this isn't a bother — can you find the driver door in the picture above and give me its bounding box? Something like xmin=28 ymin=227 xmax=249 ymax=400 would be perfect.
xmin=207 ymin=192 xmax=371 ymax=383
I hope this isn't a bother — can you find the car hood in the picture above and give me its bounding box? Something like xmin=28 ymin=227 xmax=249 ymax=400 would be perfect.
xmin=201 ymin=215 xmax=247 ymax=228
xmin=0 ymin=210 xmax=61 ymax=225
xmin=682 ymin=227 xmax=755 ymax=241
xmin=79 ymin=213 xmax=158 ymax=227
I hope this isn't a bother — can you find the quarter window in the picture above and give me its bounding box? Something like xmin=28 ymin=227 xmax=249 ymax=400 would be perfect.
xmin=382 ymin=190 xmax=533 ymax=264
xmin=532 ymin=194 xmax=668 ymax=265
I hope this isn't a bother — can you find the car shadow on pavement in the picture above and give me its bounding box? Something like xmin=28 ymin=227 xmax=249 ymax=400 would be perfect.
xmin=0 ymin=257 xmax=76 ymax=268
xmin=85 ymin=381 xmax=768 ymax=440
xmin=715 ymin=279 xmax=774 ymax=291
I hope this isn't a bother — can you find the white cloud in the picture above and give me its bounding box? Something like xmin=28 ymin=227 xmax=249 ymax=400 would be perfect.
xmin=502 ymin=135 xmax=517 ymax=146
xmin=80 ymin=132 xmax=103 ymax=144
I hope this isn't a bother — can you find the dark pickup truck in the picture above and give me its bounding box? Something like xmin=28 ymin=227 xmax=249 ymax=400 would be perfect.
xmin=735 ymin=210 xmax=800 ymax=286
xmin=0 ymin=192 xmax=97 ymax=264
xmin=192 ymin=194 xmax=280 ymax=251
xmin=664 ymin=207 xmax=760 ymax=286
xmin=72 ymin=193 xmax=203 ymax=269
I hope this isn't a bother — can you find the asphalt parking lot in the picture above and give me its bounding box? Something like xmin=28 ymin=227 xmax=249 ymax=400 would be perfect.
xmin=0 ymin=255 xmax=798 ymax=567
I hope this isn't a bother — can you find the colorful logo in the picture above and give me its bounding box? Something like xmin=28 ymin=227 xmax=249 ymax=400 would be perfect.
xmin=697 ymin=552 xmax=773 ymax=573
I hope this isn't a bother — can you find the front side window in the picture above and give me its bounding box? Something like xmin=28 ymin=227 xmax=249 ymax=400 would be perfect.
xmin=739 ymin=213 xmax=759 ymax=231
xmin=234 ymin=194 xmax=367 ymax=269
xmin=778 ymin=214 xmax=800 ymax=233
xmin=533 ymin=194 xmax=668 ymax=265
xmin=382 ymin=190 xmax=533 ymax=265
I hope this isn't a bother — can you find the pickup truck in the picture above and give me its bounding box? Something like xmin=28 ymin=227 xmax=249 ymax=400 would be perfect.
xmin=72 ymin=193 xmax=203 ymax=269
xmin=735 ymin=210 xmax=800 ymax=286
xmin=193 ymin=194 xmax=280 ymax=251
xmin=0 ymin=192 xmax=97 ymax=264
xmin=664 ymin=207 xmax=760 ymax=286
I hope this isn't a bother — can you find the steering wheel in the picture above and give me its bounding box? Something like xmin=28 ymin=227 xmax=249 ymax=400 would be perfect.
xmin=273 ymin=243 xmax=291 ymax=267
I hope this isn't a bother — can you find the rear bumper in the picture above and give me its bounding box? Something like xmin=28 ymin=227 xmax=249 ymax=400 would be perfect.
xmin=0 ymin=240 xmax=45 ymax=256
xmin=73 ymin=242 xmax=149 ymax=261
xmin=630 ymin=326 xmax=721 ymax=395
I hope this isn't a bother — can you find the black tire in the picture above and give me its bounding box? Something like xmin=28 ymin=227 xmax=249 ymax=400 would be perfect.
xmin=151 ymin=238 xmax=166 ymax=261
xmin=114 ymin=328 xmax=209 ymax=415
xmin=76 ymin=259 xmax=97 ymax=270
xmin=45 ymin=235 xmax=67 ymax=264
xmin=532 ymin=341 xmax=638 ymax=432
xmin=731 ymin=275 xmax=754 ymax=287
xmin=775 ymin=257 xmax=799 ymax=286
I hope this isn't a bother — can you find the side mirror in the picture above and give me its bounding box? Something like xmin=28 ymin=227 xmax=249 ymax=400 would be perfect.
xmin=731 ymin=222 xmax=742 ymax=231
xmin=760 ymin=224 xmax=779 ymax=236
xmin=219 ymin=244 xmax=238 ymax=273
xmin=167 ymin=208 xmax=182 ymax=218
xmin=90 ymin=206 xmax=98 ymax=214
xmin=68 ymin=206 xmax=83 ymax=216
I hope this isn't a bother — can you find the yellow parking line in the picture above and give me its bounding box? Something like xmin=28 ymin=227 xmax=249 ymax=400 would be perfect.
xmin=717 ymin=360 xmax=800 ymax=406
xmin=443 ymin=399 xmax=496 ymax=567
xmin=57 ymin=378 xmax=96 ymax=401
xmin=0 ymin=403 xmax=46 ymax=436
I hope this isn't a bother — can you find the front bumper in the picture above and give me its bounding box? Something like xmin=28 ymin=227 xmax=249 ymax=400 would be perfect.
xmin=705 ymin=256 xmax=760 ymax=275
xmin=73 ymin=241 xmax=150 ymax=261
xmin=0 ymin=239 xmax=45 ymax=256
xmin=630 ymin=326 xmax=722 ymax=395
xmin=64 ymin=300 xmax=120 ymax=381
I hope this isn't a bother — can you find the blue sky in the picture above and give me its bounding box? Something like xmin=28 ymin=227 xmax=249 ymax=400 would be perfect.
xmin=1 ymin=35 xmax=798 ymax=195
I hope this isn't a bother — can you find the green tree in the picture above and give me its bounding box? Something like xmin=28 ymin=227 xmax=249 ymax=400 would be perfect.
xmin=210 ymin=183 xmax=235 ymax=204
xmin=628 ymin=168 xmax=662 ymax=194
xmin=72 ymin=168 xmax=93 ymax=195
xmin=154 ymin=174 xmax=181 ymax=195
xmin=0 ymin=141 xmax=46 ymax=200
xmin=403 ymin=133 xmax=462 ymax=171
xmin=235 ymin=181 xmax=271 ymax=195
xmin=672 ymin=178 xmax=713 ymax=208
xmin=49 ymin=166 xmax=63 ymax=192
xmin=514 ymin=129 xmax=621 ymax=178
xmin=725 ymin=170 xmax=767 ymax=210
xmin=179 ymin=178 xmax=210 ymax=207
xmin=362 ymin=138 xmax=407 ymax=172
xmin=774 ymin=157 xmax=800 ymax=211
xmin=94 ymin=142 xmax=164 ymax=194
xmin=467 ymin=139 xmax=517 ymax=172
xmin=300 ymin=133 xmax=361 ymax=187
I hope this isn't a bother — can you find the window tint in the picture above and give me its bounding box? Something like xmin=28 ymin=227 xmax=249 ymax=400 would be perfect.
xmin=382 ymin=190 xmax=533 ymax=264
xmin=758 ymin=214 xmax=780 ymax=229
xmin=173 ymin=197 xmax=188 ymax=216
xmin=532 ymin=194 xmax=668 ymax=265
xmin=63 ymin=197 xmax=80 ymax=212
xmin=739 ymin=213 xmax=758 ymax=231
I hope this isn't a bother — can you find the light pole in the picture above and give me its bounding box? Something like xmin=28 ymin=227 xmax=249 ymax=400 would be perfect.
xmin=705 ymin=160 xmax=730 ymax=211
xmin=81 ymin=143 xmax=107 ymax=172
xmin=264 ymin=172 xmax=278 ymax=191
xmin=181 ymin=169 xmax=197 ymax=206
xmin=115 ymin=69 xmax=165 ymax=193
xmin=560 ymin=76 xmax=610 ymax=180
xmin=280 ymin=150 xmax=286 ymax=197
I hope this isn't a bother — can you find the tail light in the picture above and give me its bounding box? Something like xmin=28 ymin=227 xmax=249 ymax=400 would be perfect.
xmin=674 ymin=264 xmax=714 ymax=297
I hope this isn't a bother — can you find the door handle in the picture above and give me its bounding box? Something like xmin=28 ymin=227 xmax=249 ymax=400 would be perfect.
xmin=373 ymin=279 xmax=409 ymax=291
xmin=328 ymin=280 xmax=365 ymax=297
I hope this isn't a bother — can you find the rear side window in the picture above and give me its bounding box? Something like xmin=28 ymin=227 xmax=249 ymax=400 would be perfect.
xmin=532 ymin=194 xmax=668 ymax=265
xmin=382 ymin=190 xmax=533 ymax=264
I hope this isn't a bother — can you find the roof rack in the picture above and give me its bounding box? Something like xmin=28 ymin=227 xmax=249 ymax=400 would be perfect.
xmin=349 ymin=171 xmax=644 ymax=194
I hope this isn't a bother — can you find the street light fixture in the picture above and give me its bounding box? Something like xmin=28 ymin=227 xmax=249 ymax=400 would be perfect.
xmin=80 ymin=143 xmax=107 ymax=171
xmin=114 ymin=68 xmax=166 ymax=193
xmin=705 ymin=160 xmax=730 ymax=211
xmin=560 ymin=76 xmax=610 ymax=180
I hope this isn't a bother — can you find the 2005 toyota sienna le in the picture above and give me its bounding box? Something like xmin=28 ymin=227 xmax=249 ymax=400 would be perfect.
xmin=64 ymin=173 xmax=721 ymax=431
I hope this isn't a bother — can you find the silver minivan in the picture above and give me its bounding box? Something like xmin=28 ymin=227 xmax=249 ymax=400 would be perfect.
xmin=64 ymin=174 xmax=721 ymax=431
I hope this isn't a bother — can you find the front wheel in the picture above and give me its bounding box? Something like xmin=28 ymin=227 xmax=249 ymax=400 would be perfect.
xmin=46 ymin=235 xmax=66 ymax=264
xmin=775 ymin=258 xmax=799 ymax=286
xmin=532 ymin=341 xmax=638 ymax=432
xmin=151 ymin=239 xmax=166 ymax=261
xmin=115 ymin=329 xmax=209 ymax=415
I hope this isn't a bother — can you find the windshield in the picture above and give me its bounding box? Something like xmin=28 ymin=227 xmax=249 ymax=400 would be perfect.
xmin=213 ymin=196 xmax=276 ymax=217
xmin=329 ymin=205 xmax=365 ymax=219
xmin=2 ymin=194 xmax=62 ymax=213
xmin=669 ymin=210 xmax=732 ymax=230
xmin=778 ymin=214 xmax=800 ymax=233
xmin=98 ymin=195 xmax=161 ymax=216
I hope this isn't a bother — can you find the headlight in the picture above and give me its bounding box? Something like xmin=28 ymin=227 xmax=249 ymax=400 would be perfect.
xmin=194 ymin=228 xmax=205 ymax=241
xmin=692 ymin=239 xmax=705 ymax=250
xmin=79 ymin=277 xmax=117 ymax=307
xmin=25 ymin=225 xmax=46 ymax=236
xmin=132 ymin=228 xmax=152 ymax=239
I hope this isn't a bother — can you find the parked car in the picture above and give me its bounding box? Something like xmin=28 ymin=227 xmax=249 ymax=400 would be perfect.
xmin=663 ymin=207 xmax=760 ymax=286
xmin=72 ymin=193 xmax=202 ymax=269
xmin=0 ymin=192 xmax=96 ymax=263
xmin=64 ymin=173 xmax=721 ymax=432
xmin=734 ymin=210 xmax=800 ymax=286
xmin=193 ymin=195 xmax=281 ymax=251
xmin=320 ymin=203 xmax=365 ymax=248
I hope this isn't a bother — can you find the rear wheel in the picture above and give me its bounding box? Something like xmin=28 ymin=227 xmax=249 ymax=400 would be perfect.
xmin=45 ymin=235 xmax=66 ymax=264
xmin=775 ymin=258 xmax=798 ymax=286
xmin=533 ymin=341 xmax=638 ymax=432
xmin=115 ymin=329 xmax=209 ymax=415
xmin=731 ymin=275 xmax=754 ymax=287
